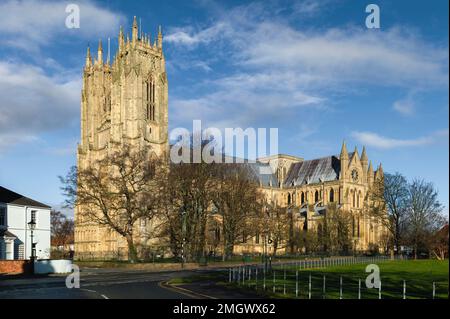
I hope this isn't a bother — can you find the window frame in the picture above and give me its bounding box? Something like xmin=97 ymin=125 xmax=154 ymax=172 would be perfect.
xmin=0 ymin=206 xmax=6 ymax=227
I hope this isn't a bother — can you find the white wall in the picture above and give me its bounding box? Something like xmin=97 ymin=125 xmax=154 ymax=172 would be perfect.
xmin=34 ymin=259 xmax=72 ymax=274
xmin=5 ymin=204 xmax=51 ymax=260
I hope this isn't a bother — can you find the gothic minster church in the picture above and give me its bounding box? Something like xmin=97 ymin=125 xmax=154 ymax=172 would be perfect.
xmin=75 ymin=18 xmax=386 ymax=259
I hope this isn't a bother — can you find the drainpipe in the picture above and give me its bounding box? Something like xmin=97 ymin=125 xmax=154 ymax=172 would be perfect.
xmin=24 ymin=206 xmax=28 ymax=260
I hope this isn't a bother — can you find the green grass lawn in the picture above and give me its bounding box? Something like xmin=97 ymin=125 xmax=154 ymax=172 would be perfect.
xmin=223 ymin=259 xmax=448 ymax=299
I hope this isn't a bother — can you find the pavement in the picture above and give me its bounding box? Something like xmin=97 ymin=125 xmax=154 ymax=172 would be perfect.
xmin=0 ymin=259 xmax=320 ymax=299
xmin=0 ymin=268 xmax=202 ymax=299
xmin=0 ymin=266 xmax=263 ymax=299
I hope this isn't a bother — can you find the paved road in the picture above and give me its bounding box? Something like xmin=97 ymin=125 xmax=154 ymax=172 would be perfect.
xmin=0 ymin=268 xmax=200 ymax=299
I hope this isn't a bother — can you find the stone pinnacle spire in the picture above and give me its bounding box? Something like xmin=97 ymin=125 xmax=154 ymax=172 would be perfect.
xmin=132 ymin=16 xmax=138 ymax=43
xmin=157 ymin=25 xmax=163 ymax=49
xmin=361 ymin=146 xmax=368 ymax=163
xmin=340 ymin=140 xmax=348 ymax=159
xmin=97 ymin=39 xmax=103 ymax=65
xmin=85 ymin=45 xmax=91 ymax=67
xmin=119 ymin=25 xmax=124 ymax=51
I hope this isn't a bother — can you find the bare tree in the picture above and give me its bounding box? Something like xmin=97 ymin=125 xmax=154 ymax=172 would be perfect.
xmin=51 ymin=210 xmax=74 ymax=256
xmin=212 ymin=164 xmax=264 ymax=260
xmin=368 ymin=172 xmax=409 ymax=254
xmin=406 ymin=178 xmax=445 ymax=259
xmin=59 ymin=166 xmax=77 ymax=209
xmin=298 ymin=229 xmax=320 ymax=254
xmin=163 ymin=161 xmax=215 ymax=262
xmin=60 ymin=145 xmax=165 ymax=262
xmin=317 ymin=203 xmax=352 ymax=254
xmin=430 ymin=224 xmax=449 ymax=260
xmin=262 ymin=202 xmax=290 ymax=256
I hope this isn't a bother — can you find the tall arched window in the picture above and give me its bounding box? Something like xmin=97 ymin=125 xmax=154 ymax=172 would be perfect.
xmin=145 ymin=76 xmax=155 ymax=121
xmin=357 ymin=216 xmax=360 ymax=237
xmin=352 ymin=190 xmax=356 ymax=207
xmin=357 ymin=191 xmax=361 ymax=208
xmin=314 ymin=190 xmax=319 ymax=203
xmin=352 ymin=216 xmax=355 ymax=237
xmin=329 ymin=188 xmax=334 ymax=202
xmin=287 ymin=193 xmax=291 ymax=205
xmin=301 ymin=192 xmax=305 ymax=204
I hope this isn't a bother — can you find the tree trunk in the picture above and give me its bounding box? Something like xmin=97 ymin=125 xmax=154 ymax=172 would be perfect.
xmin=414 ymin=243 xmax=418 ymax=260
xmin=126 ymin=234 xmax=138 ymax=263
xmin=394 ymin=222 xmax=400 ymax=256
xmin=224 ymin=233 xmax=234 ymax=261
xmin=197 ymin=215 xmax=207 ymax=262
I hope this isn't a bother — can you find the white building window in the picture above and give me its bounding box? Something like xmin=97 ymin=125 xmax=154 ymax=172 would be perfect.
xmin=0 ymin=207 xmax=6 ymax=226
xmin=30 ymin=210 xmax=37 ymax=225
xmin=5 ymin=240 xmax=12 ymax=260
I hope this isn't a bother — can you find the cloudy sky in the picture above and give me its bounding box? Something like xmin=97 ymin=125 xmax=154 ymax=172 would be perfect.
xmin=0 ymin=0 xmax=448 ymax=215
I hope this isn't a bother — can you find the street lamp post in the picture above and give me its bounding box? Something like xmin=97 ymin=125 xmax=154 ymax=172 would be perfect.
xmin=28 ymin=219 xmax=36 ymax=274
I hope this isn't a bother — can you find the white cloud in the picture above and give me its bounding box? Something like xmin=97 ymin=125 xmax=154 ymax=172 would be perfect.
xmin=165 ymin=23 xmax=231 ymax=47
xmin=392 ymin=91 xmax=419 ymax=116
xmin=0 ymin=133 xmax=38 ymax=151
xmin=169 ymin=20 xmax=448 ymax=88
xmin=166 ymin=2 xmax=448 ymax=130
xmin=351 ymin=130 xmax=449 ymax=149
xmin=0 ymin=61 xmax=80 ymax=153
xmin=290 ymin=0 xmax=334 ymax=18
xmin=171 ymin=71 xmax=325 ymax=129
xmin=393 ymin=99 xmax=415 ymax=116
xmin=0 ymin=0 xmax=126 ymax=51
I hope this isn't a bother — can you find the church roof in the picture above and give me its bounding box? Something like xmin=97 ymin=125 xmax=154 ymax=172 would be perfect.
xmin=0 ymin=186 xmax=51 ymax=209
xmin=243 ymin=162 xmax=279 ymax=187
xmin=284 ymin=155 xmax=345 ymax=187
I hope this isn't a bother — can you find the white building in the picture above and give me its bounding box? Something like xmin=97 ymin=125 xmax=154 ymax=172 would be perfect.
xmin=0 ymin=186 xmax=51 ymax=260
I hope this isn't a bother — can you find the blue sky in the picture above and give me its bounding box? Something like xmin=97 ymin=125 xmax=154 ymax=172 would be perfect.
xmin=0 ymin=0 xmax=448 ymax=216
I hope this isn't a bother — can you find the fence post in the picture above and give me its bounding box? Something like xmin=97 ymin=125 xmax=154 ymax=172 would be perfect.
xmin=340 ymin=276 xmax=343 ymax=299
xmin=296 ymin=270 xmax=299 ymax=298
xmin=273 ymin=271 xmax=276 ymax=293
xmin=283 ymin=268 xmax=286 ymax=295
xmin=378 ymin=281 xmax=382 ymax=299
xmin=229 ymin=268 xmax=232 ymax=283
xmin=309 ymin=273 xmax=312 ymax=299
xmin=243 ymin=266 xmax=245 ymax=285
xmin=255 ymin=267 xmax=258 ymax=290
xmin=432 ymin=282 xmax=435 ymax=299
xmin=263 ymin=266 xmax=266 ymax=290
xmin=237 ymin=266 xmax=241 ymax=285
xmin=403 ymin=280 xmax=406 ymax=299
xmin=358 ymin=278 xmax=361 ymax=299
xmin=323 ymin=275 xmax=326 ymax=299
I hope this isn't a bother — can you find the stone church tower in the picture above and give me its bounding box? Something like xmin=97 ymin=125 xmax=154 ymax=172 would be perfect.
xmin=75 ymin=18 xmax=168 ymax=258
